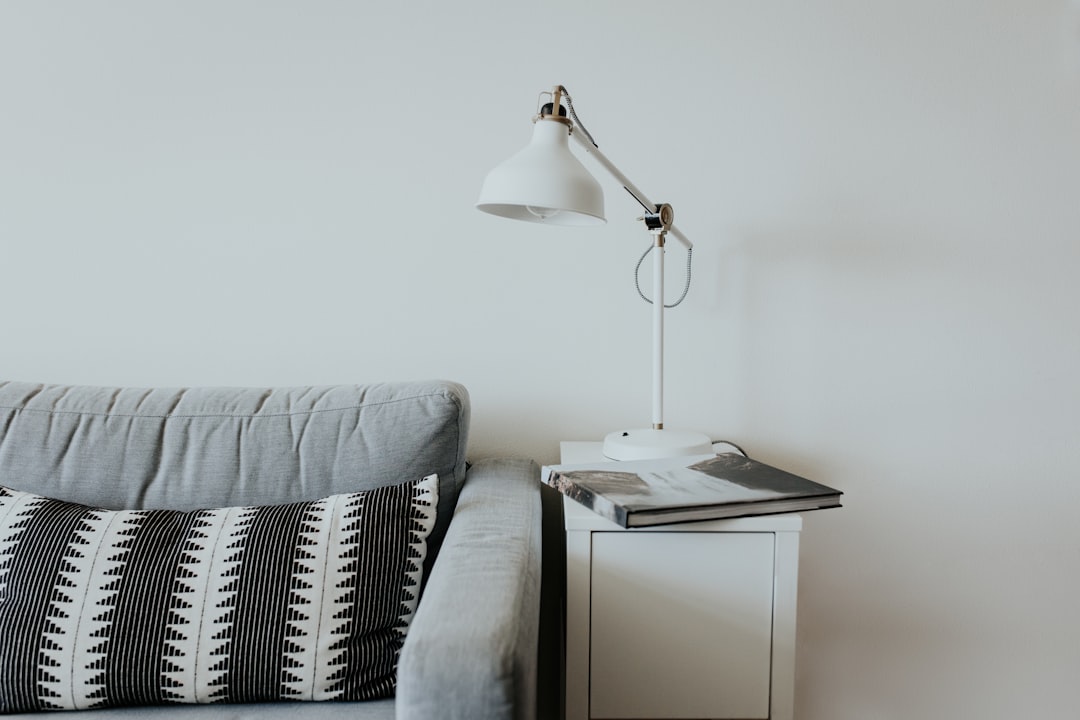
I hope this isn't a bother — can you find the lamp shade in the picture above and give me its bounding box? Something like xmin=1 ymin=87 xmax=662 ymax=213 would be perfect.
xmin=476 ymin=117 xmax=605 ymax=226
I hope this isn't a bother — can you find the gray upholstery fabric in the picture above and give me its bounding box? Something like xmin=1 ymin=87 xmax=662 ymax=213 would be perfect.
xmin=397 ymin=458 xmax=542 ymax=720
xmin=0 ymin=380 xmax=545 ymax=720
xmin=0 ymin=380 xmax=469 ymax=560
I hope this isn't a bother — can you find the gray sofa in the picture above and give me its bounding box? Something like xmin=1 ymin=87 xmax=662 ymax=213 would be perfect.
xmin=0 ymin=380 xmax=547 ymax=720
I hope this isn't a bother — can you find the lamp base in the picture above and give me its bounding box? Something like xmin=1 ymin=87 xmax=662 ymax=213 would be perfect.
xmin=602 ymin=428 xmax=714 ymax=461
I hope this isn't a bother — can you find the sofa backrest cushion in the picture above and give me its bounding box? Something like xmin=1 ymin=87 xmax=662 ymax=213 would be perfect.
xmin=0 ymin=380 xmax=469 ymax=560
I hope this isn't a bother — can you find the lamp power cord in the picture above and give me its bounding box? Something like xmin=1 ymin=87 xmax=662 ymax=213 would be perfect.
xmin=634 ymin=244 xmax=693 ymax=308
xmin=558 ymin=87 xmax=599 ymax=149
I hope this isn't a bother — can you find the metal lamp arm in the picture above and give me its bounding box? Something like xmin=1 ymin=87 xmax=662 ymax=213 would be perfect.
xmin=568 ymin=130 xmax=693 ymax=250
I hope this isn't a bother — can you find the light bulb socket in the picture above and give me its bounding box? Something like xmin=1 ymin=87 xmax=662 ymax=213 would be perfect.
xmin=539 ymin=102 xmax=568 ymax=118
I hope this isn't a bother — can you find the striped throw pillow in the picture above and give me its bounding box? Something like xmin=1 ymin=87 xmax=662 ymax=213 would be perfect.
xmin=0 ymin=475 xmax=437 ymax=712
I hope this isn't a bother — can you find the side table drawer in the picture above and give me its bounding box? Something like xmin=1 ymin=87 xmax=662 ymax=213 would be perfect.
xmin=589 ymin=531 xmax=775 ymax=719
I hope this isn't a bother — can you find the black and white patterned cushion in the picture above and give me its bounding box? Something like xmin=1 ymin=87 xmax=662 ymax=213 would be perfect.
xmin=0 ymin=475 xmax=438 ymax=712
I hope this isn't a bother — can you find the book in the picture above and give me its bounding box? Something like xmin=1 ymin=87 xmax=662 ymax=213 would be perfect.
xmin=542 ymin=452 xmax=842 ymax=528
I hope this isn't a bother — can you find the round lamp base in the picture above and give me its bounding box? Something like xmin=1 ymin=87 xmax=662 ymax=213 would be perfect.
xmin=602 ymin=428 xmax=715 ymax=462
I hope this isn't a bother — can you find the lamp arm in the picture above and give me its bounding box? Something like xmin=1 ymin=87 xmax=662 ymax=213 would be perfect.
xmin=568 ymin=130 xmax=693 ymax=250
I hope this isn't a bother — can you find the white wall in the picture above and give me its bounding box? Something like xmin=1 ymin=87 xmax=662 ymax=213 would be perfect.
xmin=2 ymin=1 xmax=1078 ymax=717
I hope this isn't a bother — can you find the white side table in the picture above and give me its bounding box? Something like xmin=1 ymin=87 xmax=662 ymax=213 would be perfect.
xmin=560 ymin=441 xmax=802 ymax=720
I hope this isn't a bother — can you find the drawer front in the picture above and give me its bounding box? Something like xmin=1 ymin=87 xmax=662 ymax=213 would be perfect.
xmin=589 ymin=531 xmax=776 ymax=719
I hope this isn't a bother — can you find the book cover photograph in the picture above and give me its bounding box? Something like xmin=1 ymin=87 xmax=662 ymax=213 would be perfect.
xmin=542 ymin=452 xmax=842 ymax=527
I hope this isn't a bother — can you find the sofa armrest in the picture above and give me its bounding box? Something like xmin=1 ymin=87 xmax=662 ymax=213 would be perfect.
xmin=396 ymin=458 xmax=542 ymax=720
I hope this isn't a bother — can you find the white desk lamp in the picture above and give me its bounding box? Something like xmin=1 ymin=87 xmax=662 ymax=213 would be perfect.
xmin=476 ymin=85 xmax=713 ymax=461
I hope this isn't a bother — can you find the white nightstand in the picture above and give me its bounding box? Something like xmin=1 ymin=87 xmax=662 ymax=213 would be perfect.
xmin=560 ymin=441 xmax=802 ymax=720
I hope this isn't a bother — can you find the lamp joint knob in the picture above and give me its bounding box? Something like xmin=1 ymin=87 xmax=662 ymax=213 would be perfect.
xmin=640 ymin=203 xmax=674 ymax=233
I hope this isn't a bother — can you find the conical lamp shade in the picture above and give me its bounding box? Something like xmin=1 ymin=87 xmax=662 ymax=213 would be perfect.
xmin=477 ymin=118 xmax=605 ymax=226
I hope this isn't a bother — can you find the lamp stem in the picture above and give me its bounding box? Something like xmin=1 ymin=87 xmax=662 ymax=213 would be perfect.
xmin=652 ymin=233 xmax=665 ymax=429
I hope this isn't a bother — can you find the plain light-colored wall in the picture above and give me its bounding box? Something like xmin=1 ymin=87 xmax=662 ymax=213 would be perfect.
xmin=3 ymin=1 xmax=1078 ymax=717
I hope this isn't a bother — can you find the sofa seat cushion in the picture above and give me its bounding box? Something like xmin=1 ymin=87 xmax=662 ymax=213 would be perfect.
xmin=0 ymin=474 xmax=438 ymax=713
